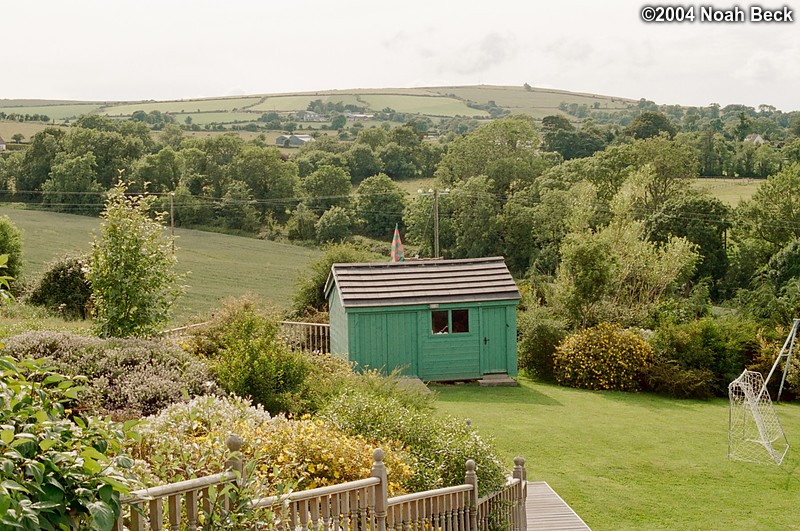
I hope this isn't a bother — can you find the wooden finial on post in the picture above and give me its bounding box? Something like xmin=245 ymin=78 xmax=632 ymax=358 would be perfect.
xmin=225 ymin=434 xmax=244 ymax=484
xmin=371 ymin=448 xmax=388 ymax=531
xmin=465 ymin=459 xmax=478 ymax=530
xmin=466 ymin=418 xmax=472 ymax=429
xmin=513 ymin=456 xmax=526 ymax=481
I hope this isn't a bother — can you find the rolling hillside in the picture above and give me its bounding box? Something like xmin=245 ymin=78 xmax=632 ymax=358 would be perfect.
xmin=0 ymin=207 xmax=321 ymax=323
xmin=0 ymin=84 xmax=637 ymax=135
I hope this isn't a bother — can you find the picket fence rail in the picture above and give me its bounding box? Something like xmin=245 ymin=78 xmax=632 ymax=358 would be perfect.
xmin=112 ymin=436 xmax=527 ymax=531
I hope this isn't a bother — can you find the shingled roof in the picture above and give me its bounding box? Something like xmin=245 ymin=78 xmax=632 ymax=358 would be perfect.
xmin=325 ymin=256 xmax=520 ymax=308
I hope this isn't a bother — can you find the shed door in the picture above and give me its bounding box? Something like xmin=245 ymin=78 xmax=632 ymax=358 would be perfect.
xmin=481 ymin=307 xmax=509 ymax=374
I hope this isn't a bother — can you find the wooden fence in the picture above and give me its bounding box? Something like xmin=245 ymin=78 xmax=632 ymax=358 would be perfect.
xmin=161 ymin=320 xmax=330 ymax=355
xmin=278 ymin=320 xmax=330 ymax=354
xmin=114 ymin=438 xmax=527 ymax=530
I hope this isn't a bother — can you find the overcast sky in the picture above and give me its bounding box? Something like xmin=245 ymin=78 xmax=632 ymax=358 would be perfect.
xmin=5 ymin=0 xmax=799 ymax=111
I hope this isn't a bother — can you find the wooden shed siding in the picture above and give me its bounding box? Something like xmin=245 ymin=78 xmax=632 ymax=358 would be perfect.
xmin=329 ymin=288 xmax=348 ymax=356
xmin=350 ymin=310 xmax=419 ymax=376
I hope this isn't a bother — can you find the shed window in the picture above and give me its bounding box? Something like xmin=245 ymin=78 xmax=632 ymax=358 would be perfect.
xmin=452 ymin=309 xmax=469 ymax=333
xmin=432 ymin=311 xmax=449 ymax=334
xmin=431 ymin=309 xmax=470 ymax=334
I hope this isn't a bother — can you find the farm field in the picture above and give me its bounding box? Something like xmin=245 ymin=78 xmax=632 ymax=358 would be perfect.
xmin=251 ymin=94 xmax=364 ymax=112
xmin=693 ymin=177 xmax=763 ymax=206
xmin=170 ymin=111 xmax=262 ymax=125
xmin=0 ymin=121 xmax=64 ymax=141
xmin=101 ymin=97 xmax=263 ymax=115
xmin=433 ymin=377 xmax=800 ymax=530
xmin=0 ymin=103 xmax=103 ymax=120
xmin=358 ymin=94 xmax=488 ymax=117
xmin=0 ymin=206 xmax=320 ymax=322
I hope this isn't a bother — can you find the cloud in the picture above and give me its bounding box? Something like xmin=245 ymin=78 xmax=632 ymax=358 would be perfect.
xmin=437 ymin=33 xmax=517 ymax=76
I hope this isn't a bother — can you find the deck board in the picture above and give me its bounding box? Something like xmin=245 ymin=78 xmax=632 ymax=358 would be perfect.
xmin=526 ymin=481 xmax=591 ymax=530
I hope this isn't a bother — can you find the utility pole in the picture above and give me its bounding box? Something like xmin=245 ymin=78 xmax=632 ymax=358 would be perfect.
xmin=418 ymin=187 xmax=449 ymax=258
xmin=170 ymin=192 xmax=175 ymax=255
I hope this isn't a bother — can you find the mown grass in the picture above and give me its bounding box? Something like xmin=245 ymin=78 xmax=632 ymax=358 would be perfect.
xmin=432 ymin=377 xmax=800 ymax=530
xmin=693 ymin=177 xmax=762 ymax=206
xmin=0 ymin=206 xmax=320 ymax=323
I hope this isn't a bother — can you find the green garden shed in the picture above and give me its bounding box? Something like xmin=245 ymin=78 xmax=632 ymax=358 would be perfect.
xmin=324 ymin=257 xmax=520 ymax=381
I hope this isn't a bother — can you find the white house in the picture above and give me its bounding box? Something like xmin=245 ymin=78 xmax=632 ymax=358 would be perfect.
xmin=0 ymin=135 xmax=6 ymax=151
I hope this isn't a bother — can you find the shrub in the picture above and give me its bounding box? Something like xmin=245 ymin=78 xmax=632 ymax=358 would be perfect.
xmin=0 ymin=215 xmax=22 ymax=282
xmin=315 ymin=206 xmax=352 ymax=243
xmin=553 ymin=323 xmax=654 ymax=391
xmin=26 ymin=253 xmax=92 ymax=319
xmin=647 ymin=317 xmax=760 ymax=397
xmin=0 ymin=354 xmax=137 ymax=530
xmin=1 ymin=330 xmax=215 ymax=419
xmin=517 ymin=303 xmax=568 ymax=381
xmin=132 ymin=395 xmax=413 ymax=496
xmin=291 ymin=243 xmax=376 ymax=315
xmin=89 ymin=182 xmax=184 ymax=337
xmin=185 ymin=297 xmax=315 ymax=415
xmin=320 ymin=390 xmax=506 ymax=496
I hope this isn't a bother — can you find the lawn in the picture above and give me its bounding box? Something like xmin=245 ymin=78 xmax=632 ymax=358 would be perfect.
xmin=432 ymin=377 xmax=800 ymax=530
xmin=0 ymin=207 xmax=320 ymax=323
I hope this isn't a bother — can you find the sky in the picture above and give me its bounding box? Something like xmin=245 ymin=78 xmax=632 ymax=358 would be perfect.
xmin=4 ymin=0 xmax=799 ymax=111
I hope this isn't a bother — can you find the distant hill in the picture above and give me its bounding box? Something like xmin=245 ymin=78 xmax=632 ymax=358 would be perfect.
xmin=0 ymin=85 xmax=639 ymax=139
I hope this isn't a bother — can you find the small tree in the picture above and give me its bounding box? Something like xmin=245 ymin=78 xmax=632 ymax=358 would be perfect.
xmin=89 ymin=182 xmax=184 ymax=337
xmin=315 ymin=206 xmax=352 ymax=243
xmin=0 ymin=215 xmax=23 ymax=281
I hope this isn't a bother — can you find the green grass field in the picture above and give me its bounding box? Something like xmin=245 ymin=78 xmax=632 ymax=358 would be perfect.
xmin=0 ymin=207 xmax=320 ymax=323
xmin=170 ymin=111 xmax=263 ymax=125
xmin=358 ymin=94 xmax=488 ymax=117
xmin=0 ymin=103 xmax=103 ymax=120
xmin=0 ymin=121 xmax=65 ymax=141
xmin=433 ymin=377 xmax=800 ymax=530
xmin=251 ymin=94 xmax=364 ymax=113
xmin=101 ymin=97 xmax=263 ymax=116
xmin=693 ymin=177 xmax=763 ymax=206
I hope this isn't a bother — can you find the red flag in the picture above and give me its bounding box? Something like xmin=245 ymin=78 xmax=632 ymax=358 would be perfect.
xmin=391 ymin=224 xmax=405 ymax=262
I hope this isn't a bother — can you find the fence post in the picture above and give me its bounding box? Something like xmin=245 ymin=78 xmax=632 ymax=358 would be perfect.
xmin=225 ymin=434 xmax=244 ymax=485
xmin=465 ymin=459 xmax=478 ymax=530
xmin=370 ymin=448 xmax=388 ymax=531
xmin=513 ymin=457 xmax=527 ymax=531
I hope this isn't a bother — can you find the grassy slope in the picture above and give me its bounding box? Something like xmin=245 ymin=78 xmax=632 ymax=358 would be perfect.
xmin=0 ymin=85 xmax=634 ymax=126
xmin=0 ymin=207 xmax=320 ymax=323
xmin=693 ymin=178 xmax=762 ymax=206
xmin=432 ymin=378 xmax=800 ymax=530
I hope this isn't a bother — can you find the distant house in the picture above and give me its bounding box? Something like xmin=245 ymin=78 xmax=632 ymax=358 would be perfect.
xmin=275 ymin=134 xmax=315 ymax=148
xmin=298 ymin=111 xmax=325 ymax=122
xmin=345 ymin=113 xmax=374 ymax=121
xmin=744 ymin=134 xmax=765 ymax=145
xmin=0 ymin=135 xmax=6 ymax=151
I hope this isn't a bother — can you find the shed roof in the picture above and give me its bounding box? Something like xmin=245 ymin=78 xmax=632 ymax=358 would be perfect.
xmin=325 ymin=257 xmax=520 ymax=308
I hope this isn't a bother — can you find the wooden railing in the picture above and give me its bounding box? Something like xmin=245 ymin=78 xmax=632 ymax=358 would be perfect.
xmin=278 ymin=320 xmax=330 ymax=354
xmin=113 ymin=435 xmax=243 ymax=530
xmin=117 ymin=440 xmax=527 ymax=531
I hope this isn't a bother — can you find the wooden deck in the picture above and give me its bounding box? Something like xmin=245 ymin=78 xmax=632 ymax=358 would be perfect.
xmin=526 ymin=481 xmax=591 ymax=530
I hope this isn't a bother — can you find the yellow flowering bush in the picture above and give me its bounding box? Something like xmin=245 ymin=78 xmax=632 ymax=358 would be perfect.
xmin=554 ymin=323 xmax=653 ymax=391
xmin=255 ymin=417 xmax=413 ymax=495
xmin=129 ymin=395 xmax=413 ymax=497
